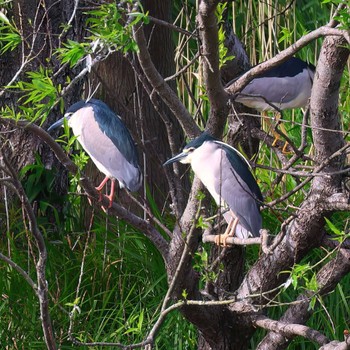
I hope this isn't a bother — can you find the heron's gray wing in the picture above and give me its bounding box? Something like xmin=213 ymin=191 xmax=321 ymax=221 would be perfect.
xmin=217 ymin=142 xmax=263 ymax=204
xmin=216 ymin=148 xmax=262 ymax=237
xmin=239 ymin=76 xmax=300 ymax=105
xmin=89 ymin=99 xmax=141 ymax=170
xmin=237 ymin=61 xmax=314 ymax=108
xmin=71 ymin=108 xmax=142 ymax=191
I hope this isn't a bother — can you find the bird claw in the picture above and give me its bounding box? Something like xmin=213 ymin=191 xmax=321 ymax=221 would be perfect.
xmin=86 ymin=190 xmax=103 ymax=207
xmin=214 ymin=234 xmax=230 ymax=246
xmin=214 ymin=216 xmax=239 ymax=246
xmin=100 ymin=195 xmax=114 ymax=212
xmin=281 ymin=142 xmax=292 ymax=154
xmin=272 ymin=137 xmax=292 ymax=154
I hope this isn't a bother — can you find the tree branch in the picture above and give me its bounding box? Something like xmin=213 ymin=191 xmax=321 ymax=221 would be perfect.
xmin=132 ymin=23 xmax=199 ymax=139
xmin=197 ymin=0 xmax=230 ymax=136
xmin=258 ymin=247 xmax=350 ymax=349
xmin=202 ymin=235 xmax=261 ymax=246
xmin=0 ymin=252 xmax=38 ymax=294
xmin=0 ymin=148 xmax=57 ymax=350
xmin=253 ymin=315 xmax=329 ymax=346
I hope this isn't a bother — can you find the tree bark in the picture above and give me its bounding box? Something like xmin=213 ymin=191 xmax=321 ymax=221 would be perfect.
xmin=92 ymin=0 xmax=187 ymax=208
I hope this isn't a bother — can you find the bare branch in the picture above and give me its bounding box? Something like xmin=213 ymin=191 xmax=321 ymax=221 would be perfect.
xmin=319 ymin=339 xmax=350 ymax=350
xmin=132 ymin=23 xmax=199 ymax=139
xmin=0 ymin=148 xmax=57 ymax=349
xmin=0 ymin=252 xmax=37 ymax=294
xmin=202 ymin=235 xmax=261 ymax=246
xmin=253 ymin=315 xmax=329 ymax=346
xmin=148 ymin=15 xmax=195 ymax=37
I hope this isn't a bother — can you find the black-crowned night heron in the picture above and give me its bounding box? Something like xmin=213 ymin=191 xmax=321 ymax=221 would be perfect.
xmin=48 ymin=99 xmax=142 ymax=208
xmin=235 ymin=57 xmax=315 ymax=151
xmin=164 ymin=133 xmax=263 ymax=245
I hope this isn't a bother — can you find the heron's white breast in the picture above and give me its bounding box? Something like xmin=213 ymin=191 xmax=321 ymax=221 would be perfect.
xmin=190 ymin=142 xmax=226 ymax=206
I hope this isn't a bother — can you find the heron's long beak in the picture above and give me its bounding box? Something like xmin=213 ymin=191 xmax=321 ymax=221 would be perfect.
xmin=48 ymin=112 xmax=74 ymax=132
xmin=47 ymin=117 xmax=65 ymax=132
xmin=163 ymin=152 xmax=188 ymax=166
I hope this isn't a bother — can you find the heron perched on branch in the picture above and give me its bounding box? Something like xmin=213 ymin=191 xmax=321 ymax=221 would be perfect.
xmin=48 ymin=99 xmax=142 ymax=208
xmin=235 ymin=57 xmax=315 ymax=151
xmin=164 ymin=133 xmax=263 ymax=245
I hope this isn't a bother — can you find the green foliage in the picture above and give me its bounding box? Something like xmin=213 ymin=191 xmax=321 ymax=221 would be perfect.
xmin=85 ymin=2 xmax=147 ymax=54
xmin=0 ymin=187 xmax=195 ymax=349
xmin=56 ymin=40 xmax=89 ymax=68
xmin=20 ymin=154 xmax=56 ymax=203
xmin=193 ymin=248 xmax=218 ymax=285
xmin=8 ymin=67 xmax=59 ymax=123
xmin=16 ymin=68 xmax=58 ymax=105
xmin=0 ymin=15 xmax=21 ymax=54
xmin=278 ymin=27 xmax=294 ymax=45
xmin=283 ymin=262 xmax=319 ymax=293
xmin=55 ymin=2 xmax=149 ymax=72
xmin=322 ymin=0 xmax=350 ymax=29
xmin=216 ymin=3 xmax=234 ymax=68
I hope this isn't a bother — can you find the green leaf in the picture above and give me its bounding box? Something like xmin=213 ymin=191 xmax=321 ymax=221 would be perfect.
xmin=305 ymin=273 xmax=318 ymax=292
xmin=0 ymin=22 xmax=21 ymax=53
xmin=56 ymin=40 xmax=88 ymax=67
xmin=325 ymin=217 xmax=343 ymax=236
xmin=278 ymin=27 xmax=293 ymax=44
xmin=309 ymin=295 xmax=317 ymax=310
xmin=0 ymin=11 xmax=9 ymax=24
xmin=196 ymin=216 xmax=209 ymax=229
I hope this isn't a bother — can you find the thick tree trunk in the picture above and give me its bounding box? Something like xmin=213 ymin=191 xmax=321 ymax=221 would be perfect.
xmin=92 ymin=0 xmax=186 ymax=207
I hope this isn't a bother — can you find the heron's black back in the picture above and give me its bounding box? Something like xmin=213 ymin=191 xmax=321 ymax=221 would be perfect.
xmin=220 ymin=143 xmax=263 ymax=208
xmin=77 ymin=99 xmax=140 ymax=169
xmin=257 ymin=57 xmax=315 ymax=79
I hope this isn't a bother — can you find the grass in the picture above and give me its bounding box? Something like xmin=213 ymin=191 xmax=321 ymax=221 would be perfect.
xmin=0 ymin=199 xmax=195 ymax=349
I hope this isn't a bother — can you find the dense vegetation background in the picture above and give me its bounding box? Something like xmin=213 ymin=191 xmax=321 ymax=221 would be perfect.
xmin=0 ymin=0 xmax=349 ymax=349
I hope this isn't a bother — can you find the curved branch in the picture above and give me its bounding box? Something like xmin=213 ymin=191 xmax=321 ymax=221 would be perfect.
xmin=0 ymin=252 xmax=38 ymax=295
xmin=226 ymin=26 xmax=349 ymax=96
xmin=132 ymin=23 xmax=199 ymax=139
xmin=258 ymin=248 xmax=350 ymax=349
xmin=253 ymin=315 xmax=329 ymax=346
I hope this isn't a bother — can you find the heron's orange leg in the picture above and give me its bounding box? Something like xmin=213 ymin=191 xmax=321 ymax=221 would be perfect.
xmin=265 ymin=112 xmax=290 ymax=153
xmin=99 ymin=179 xmax=116 ymax=212
xmin=96 ymin=176 xmax=109 ymax=192
xmin=105 ymin=179 xmax=116 ymax=208
xmin=87 ymin=176 xmax=107 ymax=206
xmin=87 ymin=177 xmax=115 ymax=210
xmin=215 ymin=211 xmax=239 ymax=246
